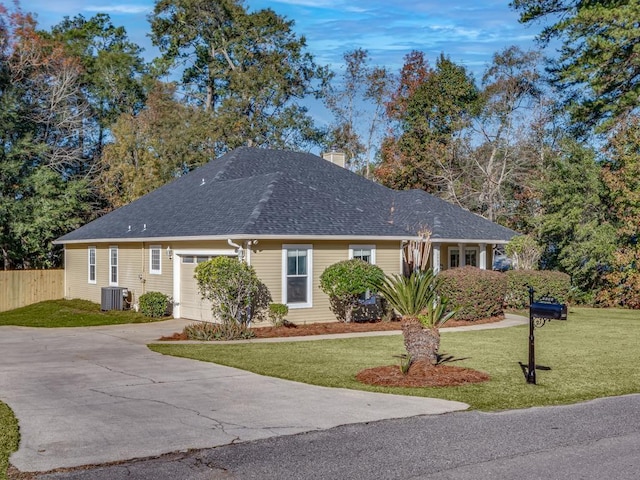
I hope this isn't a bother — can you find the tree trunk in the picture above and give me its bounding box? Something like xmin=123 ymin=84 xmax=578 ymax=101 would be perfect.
xmin=401 ymin=317 xmax=440 ymax=364
xmin=344 ymin=303 xmax=354 ymax=323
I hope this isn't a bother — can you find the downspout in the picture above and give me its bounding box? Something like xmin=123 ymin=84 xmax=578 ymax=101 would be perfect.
xmin=244 ymin=240 xmax=258 ymax=266
xmin=228 ymin=239 xmax=249 ymax=325
xmin=227 ymin=239 xmax=244 ymax=262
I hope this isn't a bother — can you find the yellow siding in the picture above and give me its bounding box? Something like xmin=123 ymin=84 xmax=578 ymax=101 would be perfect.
xmin=248 ymin=240 xmax=282 ymax=309
xmin=65 ymin=239 xmax=405 ymax=323
xmin=65 ymin=242 xmax=175 ymax=306
xmin=375 ymin=241 xmax=404 ymax=276
xmin=250 ymin=240 xmax=403 ymax=325
xmin=65 ymin=245 xmax=102 ymax=303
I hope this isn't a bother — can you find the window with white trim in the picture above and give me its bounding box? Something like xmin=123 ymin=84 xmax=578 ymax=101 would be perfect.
xmin=282 ymin=245 xmax=312 ymax=308
xmin=149 ymin=245 xmax=161 ymax=275
xmin=109 ymin=246 xmax=118 ymax=286
xmin=88 ymin=247 xmax=96 ymax=284
xmin=349 ymin=244 xmax=376 ymax=300
xmin=449 ymin=247 xmax=478 ymax=268
xmin=349 ymin=245 xmax=376 ymax=264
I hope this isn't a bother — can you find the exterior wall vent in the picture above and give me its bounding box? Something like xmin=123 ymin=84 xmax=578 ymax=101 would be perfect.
xmin=101 ymin=287 xmax=128 ymax=311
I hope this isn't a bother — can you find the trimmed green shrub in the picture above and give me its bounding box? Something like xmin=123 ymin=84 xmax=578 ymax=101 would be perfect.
xmin=195 ymin=257 xmax=271 ymax=325
xmin=505 ymin=270 xmax=571 ymax=309
xmin=437 ymin=267 xmax=507 ymax=321
xmin=320 ymin=259 xmax=385 ymax=322
xmin=183 ymin=321 xmax=255 ymax=341
xmin=139 ymin=291 xmax=170 ymax=318
xmin=268 ymin=303 xmax=289 ymax=327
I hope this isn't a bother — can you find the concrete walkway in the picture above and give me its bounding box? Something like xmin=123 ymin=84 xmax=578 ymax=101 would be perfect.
xmin=1 ymin=315 xmax=524 ymax=474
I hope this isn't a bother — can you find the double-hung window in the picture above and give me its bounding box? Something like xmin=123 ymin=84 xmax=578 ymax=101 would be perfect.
xmin=282 ymin=245 xmax=312 ymax=308
xmin=149 ymin=246 xmax=161 ymax=275
xmin=349 ymin=245 xmax=376 ymax=264
xmin=449 ymin=247 xmax=478 ymax=268
xmin=349 ymin=245 xmax=376 ymax=300
xmin=109 ymin=246 xmax=118 ymax=286
xmin=88 ymin=247 xmax=96 ymax=284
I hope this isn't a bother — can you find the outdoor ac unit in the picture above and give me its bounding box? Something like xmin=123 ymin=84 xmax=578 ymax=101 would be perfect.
xmin=101 ymin=287 xmax=127 ymax=311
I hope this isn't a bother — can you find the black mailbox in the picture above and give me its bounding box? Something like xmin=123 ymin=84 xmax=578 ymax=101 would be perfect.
xmin=530 ymin=301 xmax=567 ymax=320
xmin=525 ymin=287 xmax=568 ymax=384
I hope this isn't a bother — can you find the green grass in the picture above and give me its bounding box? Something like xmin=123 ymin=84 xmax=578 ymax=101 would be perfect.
xmin=0 ymin=401 xmax=18 ymax=480
xmin=150 ymin=307 xmax=640 ymax=411
xmin=0 ymin=299 xmax=161 ymax=327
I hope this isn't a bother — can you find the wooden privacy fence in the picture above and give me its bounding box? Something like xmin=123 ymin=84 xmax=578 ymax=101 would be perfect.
xmin=0 ymin=270 xmax=64 ymax=312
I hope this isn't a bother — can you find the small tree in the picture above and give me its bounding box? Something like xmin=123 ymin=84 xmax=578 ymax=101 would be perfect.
xmin=506 ymin=235 xmax=542 ymax=270
xmin=376 ymin=270 xmax=455 ymax=365
xmin=194 ymin=257 xmax=269 ymax=325
xmin=320 ymin=259 xmax=385 ymax=322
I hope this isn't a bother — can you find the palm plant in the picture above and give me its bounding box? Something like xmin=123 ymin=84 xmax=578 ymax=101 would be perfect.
xmin=376 ymin=270 xmax=437 ymax=316
xmin=376 ymin=270 xmax=456 ymax=365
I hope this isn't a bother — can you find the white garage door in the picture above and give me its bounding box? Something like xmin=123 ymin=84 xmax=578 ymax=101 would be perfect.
xmin=179 ymin=256 xmax=216 ymax=322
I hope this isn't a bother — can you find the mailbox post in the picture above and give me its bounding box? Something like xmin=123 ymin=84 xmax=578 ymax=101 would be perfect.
xmin=526 ymin=286 xmax=567 ymax=384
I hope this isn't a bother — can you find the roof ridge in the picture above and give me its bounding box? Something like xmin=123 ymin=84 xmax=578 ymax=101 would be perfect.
xmin=240 ymin=172 xmax=284 ymax=232
xmin=212 ymin=149 xmax=242 ymax=182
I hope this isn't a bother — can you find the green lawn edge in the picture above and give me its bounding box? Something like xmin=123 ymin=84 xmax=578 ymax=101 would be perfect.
xmin=149 ymin=307 xmax=640 ymax=411
xmin=0 ymin=299 xmax=165 ymax=328
xmin=0 ymin=401 xmax=19 ymax=480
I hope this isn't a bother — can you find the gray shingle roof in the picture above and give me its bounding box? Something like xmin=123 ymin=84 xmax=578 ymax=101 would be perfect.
xmin=56 ymin=147 xmax=517 ymax=243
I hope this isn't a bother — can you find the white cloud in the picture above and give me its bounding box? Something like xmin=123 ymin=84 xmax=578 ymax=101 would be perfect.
xmin=84 ymin=4 xmax=151 ymax=14
xmin=267 ymin=0 xmax=341 ymax=7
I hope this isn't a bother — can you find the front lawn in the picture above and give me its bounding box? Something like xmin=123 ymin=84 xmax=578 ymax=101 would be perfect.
xmin=0 ymin=401 xmax=18 ymax=480
xmin=150 ymin=308 xmax=640 ymax=411
xmin=0 ymin=299 xmax=160 ymax=327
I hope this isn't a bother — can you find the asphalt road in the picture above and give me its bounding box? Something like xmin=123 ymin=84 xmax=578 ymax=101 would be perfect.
xmin=36 ymin=394 xmax=640 ymax=480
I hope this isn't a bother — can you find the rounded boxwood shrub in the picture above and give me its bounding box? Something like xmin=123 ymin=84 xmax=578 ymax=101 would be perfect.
xmin=436 ymin=267 xmax=507 ymax=321
xmin=320 ymin=259 xmax=385 ymax=322
xmin=504 ymin=270 xmax=571 ymax=309
xmin=139 ymin=291 xmax=170 ymax=318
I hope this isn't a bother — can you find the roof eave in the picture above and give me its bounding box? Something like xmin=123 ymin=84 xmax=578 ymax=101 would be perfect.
xmin=55 ymin=233 xmax=422 ymax=245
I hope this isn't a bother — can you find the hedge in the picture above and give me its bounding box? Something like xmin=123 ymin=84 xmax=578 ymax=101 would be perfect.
xmin=504 ymin=270 xmax=571 ymax=309
xmin=139 ymin=291 xmax=170 ymax=318
xmin=436 ymin=267 xmax=507 ymax=321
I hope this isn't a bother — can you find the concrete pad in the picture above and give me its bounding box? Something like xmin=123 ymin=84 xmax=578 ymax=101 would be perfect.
xmin=0 ymin=320 xmax=468 ymax=473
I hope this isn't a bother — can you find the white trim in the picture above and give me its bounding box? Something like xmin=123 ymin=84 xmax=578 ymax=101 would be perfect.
xmin=282 ymin=244 xmax=313 ymax=309
xmin=55 ymin=234 xmax=422 ymax=245
xmin=149 ymin=245 xmax=162 ymax=275
xmin=432 ymin=244 xmax=441 ymax=274
xmin=88 ymin=246 xmax=97 ymax=284
xmin=173 ymin=248 xmax=237 ymax=256
xmin=448 ymin=246 xmax=479 ymax=269
xmin=348 ymin=244 xmax=376 ymax=264
xmin=64 ymin=246 xmax=68 ymax=298
xmin=108 ymin=246 xmax=118 ymax=286
xmin=56 ymin=235 xmax=514 ymax=246
xmin=479 ymin=243 xmax=487 ymax=270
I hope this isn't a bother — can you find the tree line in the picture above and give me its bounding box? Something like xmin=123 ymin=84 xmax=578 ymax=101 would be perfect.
xmin=0 ymin=0 xmax=638 ymax=308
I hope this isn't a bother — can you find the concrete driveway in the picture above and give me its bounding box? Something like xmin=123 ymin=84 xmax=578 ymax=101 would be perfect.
xmin=0 ymin=320 xmax=467 ymax=474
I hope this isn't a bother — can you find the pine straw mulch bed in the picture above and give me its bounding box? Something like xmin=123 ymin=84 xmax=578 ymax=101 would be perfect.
xmin=158 ymin=315 xmax=504 ymax=341
xmin=356 ymin=360 xmax=490 ymax=388
xmin=252 ymin=315 xmax=503 ymax=338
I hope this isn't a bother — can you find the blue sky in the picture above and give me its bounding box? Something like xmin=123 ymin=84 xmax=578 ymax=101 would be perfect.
xmin=27 ymin=0 xmax=544 ymax=81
